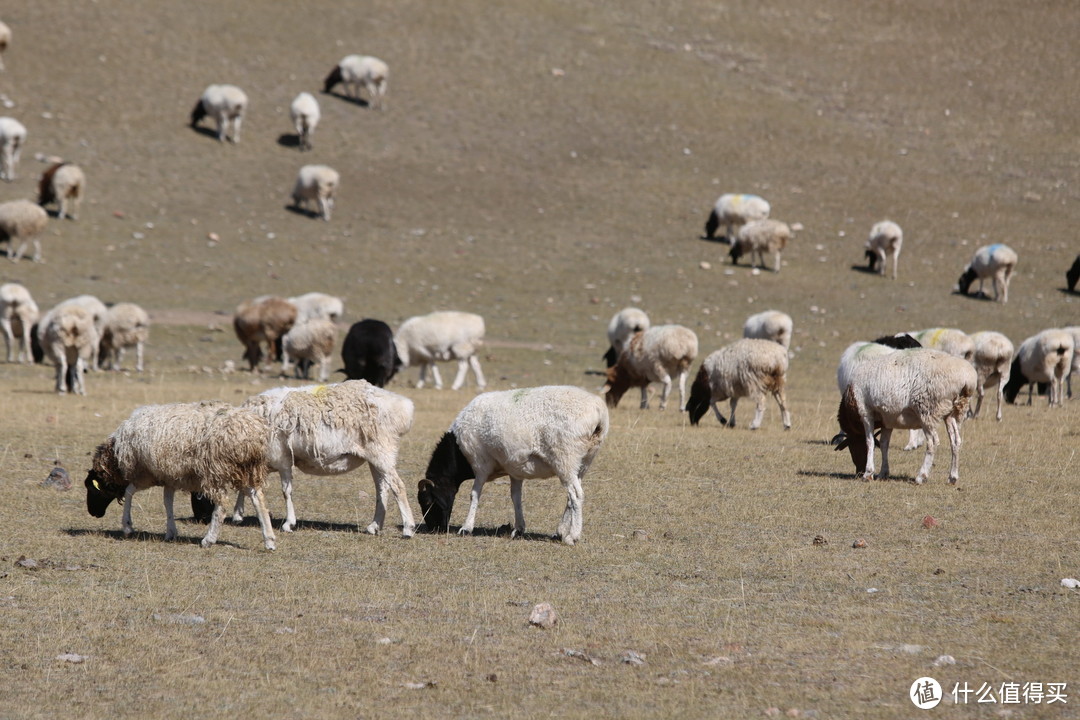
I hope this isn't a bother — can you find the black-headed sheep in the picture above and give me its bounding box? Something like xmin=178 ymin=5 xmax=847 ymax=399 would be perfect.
xmin=1067 ymin=255 xmax=1080 ymax=293
xmin=704 ymin=193 xmax=770 ymax=242
xmin=394 ymin=311 xmax=486 ymax=390
xmin=686 ymin=338 xmax=792 ymax=429
xmin=190 ymin=84 xmax=247 ymax=143
xmin=0 ymin=198 xmax=48 ymax=263
xmin=602 ymin=324 xmax=698 ymax=411
xmin=957 ymin=243 xmax=1018 ymax=304
xmin=729 ymin=219 xmax=791 ymax=273
xmin=603 ymin=307 xmax=650 ymax=367
xmin=1002 ymin=329 xmax=1074 ymax=407
xmin=864 ymin=220 xmax=902 ymax=280
xmin=38 ymin=162 xmax=85 ymax=220
xmin=341 ymin=319 xmax=401 ymax=387
xmin=323 ymin=55 xmax=389 ymax=109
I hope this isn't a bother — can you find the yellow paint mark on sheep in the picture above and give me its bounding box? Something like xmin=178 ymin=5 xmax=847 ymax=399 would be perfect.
xmin=312 ymin=384 xmax=330 ymax=398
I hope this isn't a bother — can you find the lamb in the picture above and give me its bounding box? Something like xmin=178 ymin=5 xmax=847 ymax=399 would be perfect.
xmin=957 ymin=243 xmax=1018 ymax=304
xmin=100 ymin=302 xmax=150 ymax=372
xmin=40 ymin=303 xmax=97 ymax=395
xmin=1067 ymin=255 xmax=1080 ymax=293
xmin=968 ymin=331 xmax=1014 ymax=421
xmin=742 ymin=309 xmax=793 ymax=349
xmin=38 ymin=162 xmax=85 ymax=221
xmin=1 ymin=282 xmax=38 ymax=363
xmin=281 ymin=318 xmax=337 ymax=382
xmin=1002 ymin=329 xmax=1074 ymax=407
xmin=233 ymin=296 xmax=297 ymax=371
xmin=323 ymin=55 xmax=389 ymax=109
xmin=341 ymin=319 xmax=401 ymax=387
xmin=0 ymin=116 xmax=25 ymax=181
xmin=290 ymin=164 xmax=339 ymax=221
xmin=704 ymin=193 xmax=770 ymax=242
xmin=288 ymin=291 xmax=344 ymax=323
xmin=417 ymin=385 xmax=609 ymax=545
xmin=84 ymin=401 xmax=276 ymax=550
xmin=836 ymin=348 xmax=977 ymax=485
xmin=0 ymin=20 xmax=10 ymax=71
xmin=289 ymin=92 xmax=320 ymax=151
xmin=729 ymin=218 xmax=792 ymax=273
xmin=230 ymin=381 xmax=416 ymax=536
xmin=0 ymin=198 xmax=48 ymax=263
xmin=394 ymin=311 xmax=486 ymax=390
xmin=601 ymin=324 xmax=698 ymax=411
xmin=603 ymin=307 xmax=650 ymax=367
xmin=190 ymin=84 xmax=247 ymax=143
xmin=686 ymin=338 xmax=792 ymax=429
xmin=864 ymin=220 xmax=902 ymax=280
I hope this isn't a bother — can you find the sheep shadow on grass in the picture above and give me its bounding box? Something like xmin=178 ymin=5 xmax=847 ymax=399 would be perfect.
xmin=795 ymin=469 xmax=931 ymax=484
xmin=284 ymin=203 xmax=322 ymax=220
xmin=951 ymin=288 xmax=995 ymax=302
xmin=64 ymin=526 xmax=244 ymax=548
xmin=321 ymin=90 xmax=372 ymax=108
xmin=849 ymin=263 xmax=880 ymax=275
xmin=276 ymin=133 xmax=301 ymax=149
xmin=419 ymin=523 xmax=563 ymax=543
xmin=189 ymin=124 xmax=224 ymax=142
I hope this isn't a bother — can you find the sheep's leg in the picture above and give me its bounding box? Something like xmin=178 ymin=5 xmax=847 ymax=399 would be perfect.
xmin=639 ymin=384 xmax=650 ymax=410
xmin=773 ymin=250 xmax=781 ymax=273
xmin=121 ymin=484 xmax=137 ymax=536
xmin=676 ymin=368 xmax=689 ymax=411
xmin=557 ymin=475 xmax=585 ymax=545
xmin=468 ymin=355 xmax=486 ymax=389
xmin=774 ymin=386 xmax=792 ymax=429
xmin=200 ymin=503 xmax=227 ymax=548
xmin=19 ymin=323 xmax=31 ymax=363
xmin=727 ymin=397 xmax=739 ymax=428
xmin=230 ymin=491 xmax=246 ymax=524
xmin=861 ymin=418 xmax=876 ymax=481
xmin=878 ymin=429 xmax=892 ymax=478
xmin=231 ymin=115 xmax=242 ymax=144
xmin=1 ymin=318 xmax=13 ymax=362
xmin=903 ymin=428 xmax=923 ymax=450
xmin=891 ymin=249 xmax=899 ymax=280
xmin=73 ymin=358 xmax=86 ymax=396
xmin=370 ymin=465 xmax=415 ymax=537
xmin=215 ymin=115 xmax=226 ymax=142
xmin=944 ymin=414 xmax=962 ymax=484
xmin=1026 ymin=382 xmax=1033 ymax=405
xmin=710 ymin=401 xmax=728 ymax=425
xmin=10 ymin=239 xmax=27 ymax=263
xmin=995 ymin=377 xmax=1004 ymax=421
xmin=317 ymin=357 xmax=329 ymax=383
xmin=657 ymin=375 xmax=673 ymax=410
xmin=749 ymin=394 xmax=767 ymax=430
xmin=135 ymin=342 xmax=144 ymax=373
xmin=54 ymin=354 xmax=68 ymax=394
xmin=163 ymin=488 xmax=178 ymax=540
xmin=317 ymin=195 xmax=331 ymax=222
xmin=510 ymin=477 xmax=525 ymax=538
xmin=415 ymin=363 xmax=428 ymax=389
xmin=458 ymin=475 xmax=489 ymax=536
xmin=248 ymin=487 xmax=276 ymax=550
xmin=971 ymin=379 xmax=985 ymax=418
xmin=915 ymin=424 xmax=939 ymax=485
xmin=430 ymin=363 xmax=444 ymax=390
xmin=366 ymin=466 xmax=391 ymax=536
xmin=451 ymin=358 xmax=470 ymax=391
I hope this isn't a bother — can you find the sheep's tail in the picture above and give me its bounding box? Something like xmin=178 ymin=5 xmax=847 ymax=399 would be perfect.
xmin=1001 ymin=355 xmax=1024 ymax=404
xmin=686 ymin=364 xmax=712 ymax=426
xmin=323 ymin=66 xmax=343 ymax=93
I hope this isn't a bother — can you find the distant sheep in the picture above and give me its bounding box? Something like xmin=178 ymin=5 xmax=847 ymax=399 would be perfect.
xmin=0 ymin=116 xmax=25 ymax=181
xmin=0 ymin=198 xmax=48 ymax=263
xmin=84 ymin=401 xmax=276 ymax=550
xmin=341 ymin=319 xmax=401 ymax=387
xmin=957 ymin=243 xmax=1018 ymax=303
xmin=968 ymin=331 xmax=1014 ymax=421
xmin=603 ymin=307 xmax=650 ymax=367
xmin=602 ymin=324 xmax=698 ymax=411
xmin=1066 ymin=327 xmax=1080 ymax=399
xmin=743 ymin=310 xmax=793 ymax=349
xmin=323 ymin=55 xmax=389 ymax=109
xmin=190 ymin=84 xmax=247 ymax=143
xmin=864 ymin=220 xmax=902 ymax=280
xmin=290 ymin=164 xmax=339 ymax=221
xmin=288 ymin=291 xmax=343 ymax=323
xmin=0 ymin=20 xmax=10 ymax=71
xmin=100 ymin=302 xmax=150 ymax=372
xmin=836 ymin=348 xmax=977 ymax=485
xmin=233 ymin=296 xmax=297 ymax=371
xmin=1067 ymin=255 xmax=1080 ymax=293
xmin=417 ymin=386 xmax=609 ymax=545
xmin=38 ymin=162 xmax=85 ymax=220
xmin=1002 ymin=329 xmax=1074 ymax=407
xmin=704 ymin=193 xmax=770 ymax=242
xmin=37 ymin=295 xmax=107 ymax=371
xmin=729 ymin=219 xmax=791 ymax=273
xmin=395 ymin=311 xmax=486 ymax=390
xmin=40 ymin=304 xmax=97 ymax=395
xmin=1 ymin=281 xmax=38 ymax=363
xmin=281 ymin=318 xmax=337 ymax=382
xmin=686 ymin=338 xmax=792 ymax=429
xmin=289 ymin=92 xmax=320 ymax=151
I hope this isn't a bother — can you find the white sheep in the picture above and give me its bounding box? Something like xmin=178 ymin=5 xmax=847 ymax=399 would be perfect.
xmin=686 ymin=338 xmax=792 ymax=429
xmin=0 ymin=20 xmax=10 ymax=72
xmin=742 ymin=309 xmax=793 ymax=349
xmin=190 ymin=84 xmax=247 ymax=143
xmin=40 ymin=303 xmax=97 ymax=395
xmin=0 ymin=198 xmax=48 ymax=263
xmin=0 ymin=116 xmax=25 ymax=181
xmin=836 ymin=335 xmax=923 ymax=397
xmin=231 ymin=381 xmax=416 ymax=536
xmin=417 ymin=385 xmax=609 ymax=545
xmin=957 ymin=243 xmax=1018 ymax=304
xmin=323 ymin=55 xmax=389 ymax=109
xmin=968 ymin=331 xmax=1014 ymax=421
xmin=1002 ymin=329 xmax=1074 ymax=407
xmin=290 ymin=164 xmax=339 ymax=221
xmin=100 ymin=302 xmax=150 ymax=372
xmin=281 ymin=318 xmax=337 ymax=382
xmin=233 ymin=296 xmax=297 ymax=371
xmin=394 ymin=311 xmax=486 ymax=390
xmin=1066 ymin=326 xmax=1080 ymax=399
xmin=729 ymin=218 xmax=792 ymax=273
xmin=899 ymin=328 xmax=974 ymax=449
xmin=601 ymin=324 xmax=698 ymax=411
xmin=1 ymin=282 xmax=38 ymax=363
xmin=45 ymin=295 xmax=107 ymax=369
xmin=603 ymin=307 xmax=650 ymax=367
xmin=38 ymin=162 xmax=85 ymax=220
xmin=84 ymin=401 xmax=276 ymax=550
xmin=704 ymin=193 xmax=770 ymax=242
xmin=287 ymin=291 xmax=344 ymax=323
xmin=289 ymin=92 xmax=320 ymax=151
xmin=836 ymin=348 xmax=977 ymax=485
xmin=864 ymin=220 xmax=902 ymax=280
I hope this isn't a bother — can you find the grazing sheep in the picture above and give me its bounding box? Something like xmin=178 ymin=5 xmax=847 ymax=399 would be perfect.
xmin=836 ymin=348 xmax=977 ymax=485
xmin=0 ymin=116 xmax=25 ymax=181
xmin=686 ymin=338 xmax=792 ymax=429
xmin=231 ymin=381 xmax=416 ymax=536
xmin=830 ymin=334 xmax=923 ymax=446
xmin=704 ymin=193 xmax=770 ymax=242
xmin=742 ymin=309 xmax=793 ymax=349
xmin=84 ymin=401 xmax=276 ymax=550
xmin=602 ymin=324 xmax=698 ymax=411
xmin=1067 ymin=255 xmax=1080 ymax=293
xmin=289 ymin=92 xmax=320 ymax=151
xmin=323 ymin=55 xmax=389 ymax=109
xmin=341 ymin=319 xmax=401 ymax=387
xmin=902 ymin=328 xmax=974 ymax=362
xmin=968 ymin=331 xmax=1014 ymax=421
xmin=1 ymin=282 xmax=38 ymax=363
xmin=957 ymin=243 xmax=1018 ymax=303
xmin=864 ymin=220 xmax=902 ymax=280
xmin=1002 ymin=329 xmax=1074 ymax=407
xmin=281 ymin=318 xmax=337 ymax=382
xmin=1066 ymin=326 xmax=1080 ymax=399
xmin=417 ymin=386 xmax=609 ymax=545
xmin=36 ymin=295 xmax=108 ymax=371
xmin=233 ymin=296 xmax=297 ymax=371
xmin=290 ymin=164 xmax=339 ymax=221
xmin=0 ymin=20 xmax=10 ymax=71
xmin=603 ymin=307 xmax=650 ymax=367
xmin=100 ymin=302 xmax=150 ymax=372
xmin=38 ymin=162 xmax=85 ymax=220
xmin=395 ymin=311 xmax=486 ymax=390
xmin=288 ymin=291 xmax=344 ymax=323
xmin=190 ymin=84 xmax=247 ymax=143
xmin=729 ymin=218 xmax=792 ymax=273
xmin=0 ymin=199 xmax=48 ymax=263
xmin=40 ymin=304 xmax=97 ymax=395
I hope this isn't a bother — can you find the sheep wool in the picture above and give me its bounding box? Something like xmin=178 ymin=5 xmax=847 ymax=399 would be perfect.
xmin=38 ymin=162 xmax=85 ymax=220
xmin=323 ymin=55 xmax=389 ymax=109
xmin=1 ymin=281 xmax=38 ymax=363
xmin=704 ymin=193 xmax=770 ymax=242
xmin=0 ymin=199 xmax=48 ymax=263
xmin=968 ymin=331 xmax=1014 ymax=421
xmin=686 ymin=338 xmax=792 ymax=429
xmin=291 ymin=164 xmax=339 ymax=221
xmin=341 ymin=319 xmax=401 ymax=387
xmin=281 ymin=318 xmax=337 ymax=382
xmin=289 ymin=92 xmax=320 ymax=151
xmin=957 ymin=243 xmax=1018 ymax=304
xmin=742 ymin=310 xmax=793 ymax=349
xmin=1002 ymin=328 xmax=1074 ymax=407
xmin=865 ymin=220 xmax=902 ymax=280
xmin=602 ymin=324 xmax=698 ymax=410
xmin=190 ymin=84 xmax=247 ymax=143
xmin=100 ymin=302 xmax=150 ymax=372
xmin=603 ymin=307 xmax=650 ymax=367
xmin=0 ymin=116 xmax=25 ymax=181
xmin=288 ymin=292 xmax=344 ymax=323
xmin=394 ymin=311 xmax=486 ymax=390
xmin=233 ymin=296 xmax=298 ymax=371
xmin=0 ymin=21 xmax=10 ymax=71
xmin=729 ymin=218 xmax=792 ymax=273
xmin=41 ymin=303 xmax=97 ymax=395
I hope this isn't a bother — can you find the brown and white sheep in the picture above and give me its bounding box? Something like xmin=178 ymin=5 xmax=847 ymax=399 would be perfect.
xmin=38 ymin=162 xmax=85 ymax=220
xmin=602 ymin=324 xmax=698 ymax=411
xmin=233 ymin=296 xmax=297 ymax=372
xmin=686 ymin=338 xmax=792 ymax=429
xmin=729 ymin=219 xmax=792 ymax=273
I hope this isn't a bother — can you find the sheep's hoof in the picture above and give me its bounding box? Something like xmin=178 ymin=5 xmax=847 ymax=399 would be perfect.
xmin=914 ymin=475 xmax=927 ymax=485
xmin=230 ymin=514 xmax=244 ymax=524
xmin=263 ymin=541 xmax=276 ymax=551
xmin=199 ymin=538 xmax=214 ymax=548
xmin=164 ymin=532 xmax=177 ymax=542
xmin=365 ymin=522 xmax=381 ymax=535
xmin=281 ymin=523 xmax=296 ymax=533
xmin=861 ymin=473 xmax=874 ymax=482
xmin=457 ymin=527 xmax=473 ymax=537
xmin=948 ymin=476 xmax=959 ymax=486
xmin=401 ymin=525 xmax=415 ymax=538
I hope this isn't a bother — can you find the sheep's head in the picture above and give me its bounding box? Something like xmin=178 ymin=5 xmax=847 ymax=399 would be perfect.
xmin=418 ymin=431 xmax=474 ymax=531
xmin=728 ymin=243 xmax=745 ymax=265
xmin=865 ymin=249 xmax=879 ymax=270
xmin=417 ymin=478 xmax=453 ymax=532
xmin=190 ymin=100 xmax=207 ymax=128
xmin=835 ymin=390 xmax=868 ymax=474
xmin=84 ymin=440 xmax=125 ymax=518
xmin=1067 ymin=258 xmax=1080 ymax=293
xmin=600 ymin=366 xmax=632 ymax=408
xmin=956 ymin=267 xmax=977 ymax=296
